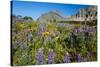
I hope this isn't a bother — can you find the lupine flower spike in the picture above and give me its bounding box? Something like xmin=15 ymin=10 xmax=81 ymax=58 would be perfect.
xmin=37 ymin=48 xmax=44 ymax=64
xmin=48 ymin=49 xmax=54 ymax=64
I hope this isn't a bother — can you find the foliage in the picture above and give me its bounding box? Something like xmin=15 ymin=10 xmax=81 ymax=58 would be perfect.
xmin=12 ymin=21 xmax=97 ymax=66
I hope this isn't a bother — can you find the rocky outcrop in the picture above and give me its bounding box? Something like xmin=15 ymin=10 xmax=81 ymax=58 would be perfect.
xmin=68 ymin=6 xmax=97 ymax=21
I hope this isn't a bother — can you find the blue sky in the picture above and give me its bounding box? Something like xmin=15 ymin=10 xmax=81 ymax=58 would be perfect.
xmin=11 ymin=1 xmax=91 ymax=20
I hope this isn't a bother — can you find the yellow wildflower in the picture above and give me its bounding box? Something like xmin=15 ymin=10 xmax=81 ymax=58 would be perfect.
xmin=45 ymin=31 xmax=51 ymax=35
xmin=42 ymin=31 xmax=51 ymax=37
xmin=55 ymin=36 xmax=59 ymax=40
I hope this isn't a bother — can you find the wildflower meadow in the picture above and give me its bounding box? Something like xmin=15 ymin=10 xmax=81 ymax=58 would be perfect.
xmin=11 ymin=1 xmax=97 ymax=66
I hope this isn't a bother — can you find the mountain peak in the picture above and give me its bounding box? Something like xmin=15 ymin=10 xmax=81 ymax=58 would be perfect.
xmin=37 ymin=10 xmax=65 ymax=23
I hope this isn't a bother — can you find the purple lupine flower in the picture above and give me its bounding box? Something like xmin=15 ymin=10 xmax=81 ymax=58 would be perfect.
xmin=77 ymin=54 xmax=81 ymax=62
xmin=74 ymin=28 xmax=80 ymax=33
xmin=28 ymin=32 xmax=33 ymax=41
xmin=37 ymin=48 xmax=44 ymax=65
xmin=37 ymin=30 xmax=42 ymax=36
xmin=48 ymin=49 xmax=54 ymax=64
xmin=87 ymin=27 xmax=92 ymax=32
xmin=20 ymin=41 xmax=26 ymax=49
xmin=64 ymin=53 xmax=71 ymax=63
xmin=20 ymin=38 xmax=27 ymax=49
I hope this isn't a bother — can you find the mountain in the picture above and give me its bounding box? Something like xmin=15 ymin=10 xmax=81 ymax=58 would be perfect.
xmin=68 ymin=6 xmax=97 ymax=21
xmin=37 ymin=10 xmax=66 ymax=23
